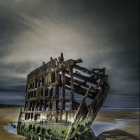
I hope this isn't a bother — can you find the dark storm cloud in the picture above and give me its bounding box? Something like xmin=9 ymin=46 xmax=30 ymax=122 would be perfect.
xmin=0 ymin=76 xmax=26 ymax=92
xmin=0 ymin=0 xmax=139 ymax=107
xmin=0 ymin=92 xmax=25 ymax=105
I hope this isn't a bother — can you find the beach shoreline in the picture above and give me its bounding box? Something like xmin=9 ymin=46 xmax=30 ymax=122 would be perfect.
xmin=0 ymin=107 xmax=139 ymax=140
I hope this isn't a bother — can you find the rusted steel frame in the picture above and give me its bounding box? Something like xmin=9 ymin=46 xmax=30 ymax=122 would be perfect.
xmin=73 ymin=65 xmax=104 ymax=78
xmin=90 ymin=91 xmax=107 ymax=121
xmin=65 ymin=85 xmax=92 ymax=140
xmin=17 ymin=108 xmax=22 ymax=128
xmin=73 ymin=58 xmax=83 ymax=64
xmin=57 ymin=71 xmax=61 ymax=99
xmin=24 ymin=93 xmax=28 ymax=111
xmin=66 ymin=80 xmax=98 ymax=95
xmin=92 ymin=68 xmax=104 ymax=71
xmin=61 ymin=70 xmax=65 ymax=110
xmin=61 ymin=74 xmax=99 ymax=91
xmin=28 ymin=96 xmax=74 ymax=102
xmin=26 ymin=97 xmax=51 ymax=101
xmin=56 ymin=98 xmax=71 ymax=101
xmin=45 ymin=101 xmax=49 ymax=111
xmin=49 ymin=99 xmax=52 ymax=110
xmin=97 ymin=92 xmax=106 ymax=105
xmin=65 ymin=76 xmax=100 ymax=92
xmin=28 ymin=88 xmax=37 ymax=92
xmin=65 ymin=86 xmax=85 ymax=96
xmin=74 ymin=85 xmax=98 ymax=99
xmin=44 ymin=100 xmax=47 ymax=110
xmin=66 ymin=80 xmax=99 ymax=97
xmin=22 ymin=111 xmax=49 ymax=113
xmin=102 ymin=80 xmax=110 ymax=89
xmin=88 ymin=76 xmax=107 ymax=107
xmin=65 ymin=86 xmax=85 ymax=97
xmin=92 ymin=68 xmax=105 ymax=75
xmin=87 ymin=93 xmax=97 ymax=100
xmin=38 ymin=100 xmax=41 ymax=111
xmin=65 ymin=85 xmax=98 ymax=100
xmin=28 ymin=83 xmax=57 ymax=93
xmin=64 ymin=70 xmax=98 ymax=85
xmin=89 ymin=76 xmax=99 ymax=82
xmin=89 ymin=88 xmax=104 ymax=109
xmin=54 ymin=71 xmax=58 ymax=96
xmin=75 ymin=85 xmax=92 ymax=116
xmin=72 ymin=100 xmax=80 ymax=108
xmin=95 ymin=76 xmax=107 ymax=89
xmin=70 ymin=66 xmax=74 ymax=110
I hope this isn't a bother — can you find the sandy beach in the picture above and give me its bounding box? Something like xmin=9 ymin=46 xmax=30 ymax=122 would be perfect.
xmin=0 ymin=107 xmax=139 ymax=140
xmin=0 ymin=107 xmax=26 ymax=140
xmin=95 ymin=111 xmax=140 ymax=140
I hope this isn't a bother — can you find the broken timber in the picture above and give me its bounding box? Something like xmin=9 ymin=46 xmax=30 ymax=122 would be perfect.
xmin=17 ymin=53 xmax=110 ymax=140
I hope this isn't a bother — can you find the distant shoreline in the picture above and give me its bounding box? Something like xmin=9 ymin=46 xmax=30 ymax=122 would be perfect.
xmin=0 ymin=103 xmax=139 ymax=110
xmin=0 ymin=104 xmax=24 ymax=108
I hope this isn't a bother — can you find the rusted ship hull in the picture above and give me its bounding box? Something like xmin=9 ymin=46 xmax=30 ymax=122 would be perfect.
xmin=17 ymin=53 xmax=110 ymax=140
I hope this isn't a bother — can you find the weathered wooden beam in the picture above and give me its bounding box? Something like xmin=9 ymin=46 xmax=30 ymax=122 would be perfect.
xmin=65 ymin=76 xmax=100 ymax=92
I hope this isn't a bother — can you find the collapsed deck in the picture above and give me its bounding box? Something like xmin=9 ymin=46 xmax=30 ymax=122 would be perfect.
xmin=17 ymin=53 xmax=110 ymax=140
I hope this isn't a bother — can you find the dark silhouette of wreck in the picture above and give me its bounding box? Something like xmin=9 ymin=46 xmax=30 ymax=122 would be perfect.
xmin=17 ymin=53 xmax=110 ymax=140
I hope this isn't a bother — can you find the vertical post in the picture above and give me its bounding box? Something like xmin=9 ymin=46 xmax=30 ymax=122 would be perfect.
xmin=49 ymin=100 xmax=52 ymax=110
xmin=56 ymin=71 xmax=60 ymax=111
xmin=39 ymin=100 xmax=42 ymax=111
xmin=44 ymin=100 xmax=47 ymax=110
xmin=62 ymin=70 xmax=65 ymax=110
xmin=57 ymin=71 xmax=60 ymax=98
xmin=38 ymin=79 xmax=40 ymax=88
xmin=61 ymin=53 xmax=64 ymax=62
xmin=24 ymin=84 xmax=27 ymax=111
xmin=70 ymin=67 xmax=74 ymax=110
xmin=55 ymin=71 xmax=58 ymax=96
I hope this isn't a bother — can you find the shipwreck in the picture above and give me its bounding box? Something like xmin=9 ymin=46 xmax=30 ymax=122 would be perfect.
xmin=17 ymin=53 xmax=110 ymax=140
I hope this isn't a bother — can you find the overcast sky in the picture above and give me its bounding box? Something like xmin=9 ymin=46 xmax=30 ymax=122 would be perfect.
xmin=0 ymin=0 xmax=139 ymax=108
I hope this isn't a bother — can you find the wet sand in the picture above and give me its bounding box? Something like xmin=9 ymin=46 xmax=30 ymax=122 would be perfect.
xmin=0 ymin=107 xmax=139 ymax=140
xmin=0 ymin=107 xmax=26 ymax=140
xmin=95 ymin=111 xmax=140 ymax=140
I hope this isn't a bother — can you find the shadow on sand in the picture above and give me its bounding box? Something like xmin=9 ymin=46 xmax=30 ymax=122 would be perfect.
xmin=97 ymin=129 xmax=139 ymax=140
